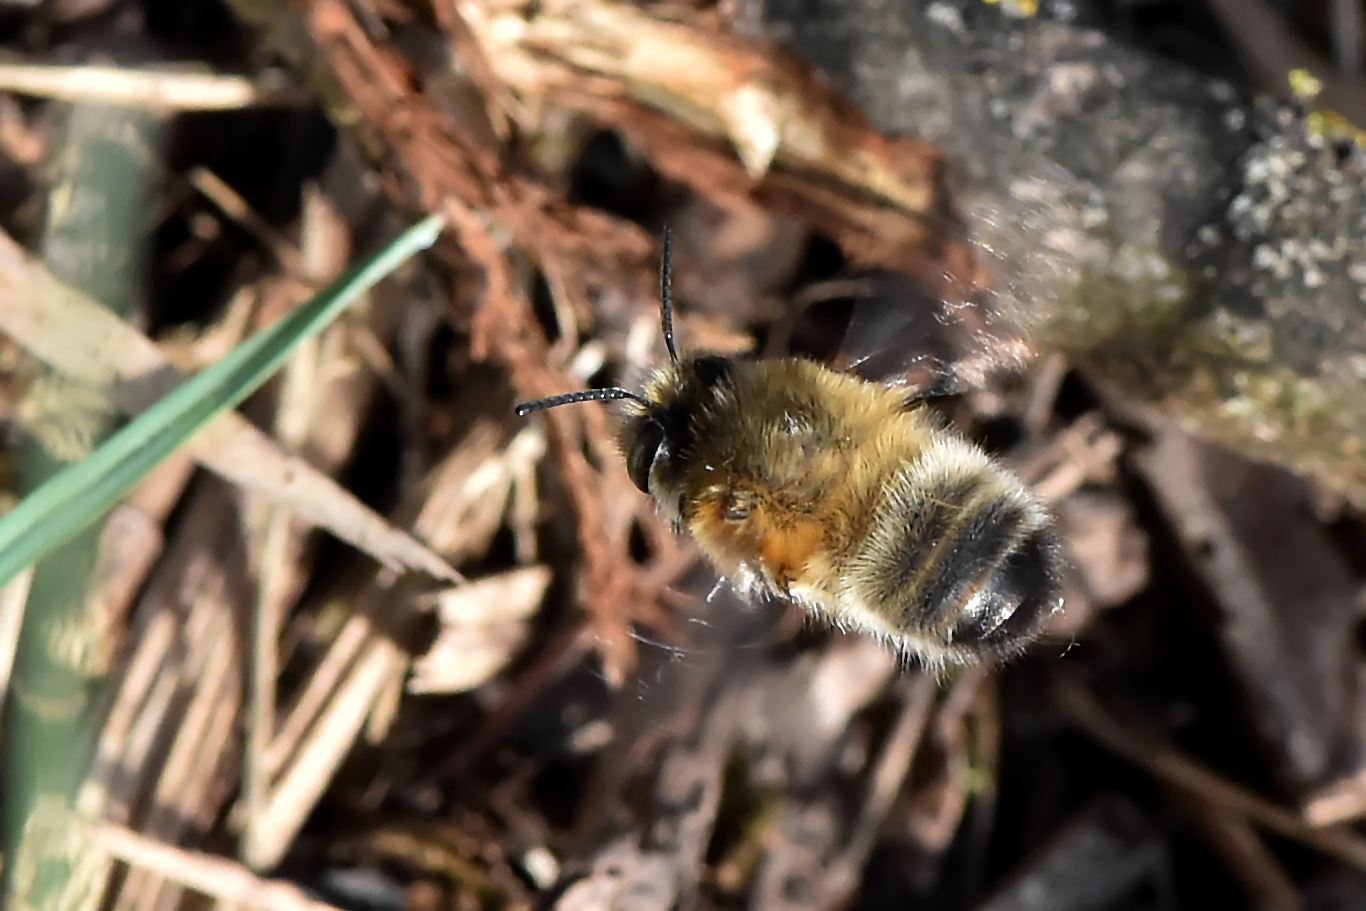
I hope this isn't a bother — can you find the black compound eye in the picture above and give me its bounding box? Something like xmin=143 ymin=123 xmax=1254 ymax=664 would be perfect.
xmin=626 ymin=418 xmax=666 ymax=494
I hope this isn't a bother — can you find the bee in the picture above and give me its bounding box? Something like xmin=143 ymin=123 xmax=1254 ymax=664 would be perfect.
xmin=515 ymin=228 xmax=1064 ymax=668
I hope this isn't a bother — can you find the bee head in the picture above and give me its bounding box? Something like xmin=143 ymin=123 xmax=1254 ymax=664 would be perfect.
xmin=617 ymin=355 xmax=734 ymax=501
xmin=514 ymin=225 xmax=732 ymax=509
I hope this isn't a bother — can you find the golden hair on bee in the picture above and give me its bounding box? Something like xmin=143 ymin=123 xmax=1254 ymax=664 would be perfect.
xmin=516 ymin=228 xmax=1065 ymax=670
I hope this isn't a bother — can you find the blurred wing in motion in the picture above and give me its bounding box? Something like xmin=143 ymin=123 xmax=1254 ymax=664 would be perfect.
xmin=825 ymin=181 xmax=1075 ymax=400
xmin=822 ymin=269 xmax=980 ymax=399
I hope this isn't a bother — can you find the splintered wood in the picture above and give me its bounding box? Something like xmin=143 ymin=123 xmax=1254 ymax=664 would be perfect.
xmin=452 ymin=0 xmax=946 ymax=263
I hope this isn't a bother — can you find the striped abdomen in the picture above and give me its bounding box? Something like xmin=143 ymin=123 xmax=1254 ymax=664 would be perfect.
xmin=850 ymin=435 xmax=1063 ymax=665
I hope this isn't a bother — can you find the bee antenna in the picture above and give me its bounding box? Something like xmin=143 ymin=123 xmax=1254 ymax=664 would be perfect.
xmin=514 ymin=387 xmax=649 ymax=416
xmin=660 ymin=225 xmax=680 ymax=364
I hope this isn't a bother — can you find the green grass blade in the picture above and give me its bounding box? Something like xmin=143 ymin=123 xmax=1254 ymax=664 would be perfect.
xmin=0 ymin=213 xmax=445 ymax=589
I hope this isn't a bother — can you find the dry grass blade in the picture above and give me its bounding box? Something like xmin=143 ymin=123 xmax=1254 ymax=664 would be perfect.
xmin=0 ymin=226 xmax=458 ymax=582
xmin=98 ymin=823 xmax=345 ymax=911
xmin=410 ymin=421 xmax=545 ymax=561
xmin=904 ymin=669 xmax=993 ymax=857
xmin=1017 ymin=413 xmax=1124 ymax=504
xmin=0 ymin=63 xmax=303 ymax=110
xmin=0 ymin=564 xmax=34 ymax=723
xmin=244 ymin=629 xmax=408 ymax=870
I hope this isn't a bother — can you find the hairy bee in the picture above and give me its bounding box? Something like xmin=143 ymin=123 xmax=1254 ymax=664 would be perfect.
xmin=516 ymin=229 xmax=1064 ymax=668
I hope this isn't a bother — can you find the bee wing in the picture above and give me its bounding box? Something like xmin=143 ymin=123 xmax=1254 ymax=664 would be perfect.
xmin=827 ymin=269 xmax=980 ymax=399
xmin=831 ymin=182 xmax=1074 ymax=400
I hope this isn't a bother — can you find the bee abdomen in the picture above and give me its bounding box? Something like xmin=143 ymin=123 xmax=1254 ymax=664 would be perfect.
xmin=938 ymin=522 xmax=1063 ymax=659
xmin=853 ymin=443 xmax=1062 ymax=663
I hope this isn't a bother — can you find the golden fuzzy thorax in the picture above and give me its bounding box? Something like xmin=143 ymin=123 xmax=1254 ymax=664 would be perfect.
xmin=618 ymin=356 xmax=1061 ymax=667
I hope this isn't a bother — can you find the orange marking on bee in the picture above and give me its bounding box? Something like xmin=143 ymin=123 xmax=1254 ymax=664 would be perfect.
xmin=756 ymin=518 xmax=826 ymax=587
xmin=688 ymin=492 xmax=825 ymax=589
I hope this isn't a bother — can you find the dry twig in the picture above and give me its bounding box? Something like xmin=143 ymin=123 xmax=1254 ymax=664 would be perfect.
xmin=1060 ymin=678 xmax=1366 ymax=870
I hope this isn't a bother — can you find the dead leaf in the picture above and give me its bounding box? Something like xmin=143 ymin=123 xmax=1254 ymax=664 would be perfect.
xmin=409 ymin=566 xmax=551 ymax=694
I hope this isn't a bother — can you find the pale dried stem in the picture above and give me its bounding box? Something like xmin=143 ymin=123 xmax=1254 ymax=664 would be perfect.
xmin=244 ymin=509 xmax=290 ymax=869
xmin=80 ymin=609 xmax=179 ymax=821
xmin=0 ymin=565 xmax=35 ymax=727
xmin=0 ymin=63 xmax=305 ymax=110
xmin=115 ymin=543 xmax=243 ymax=911
xmin=98 ymin=823 xmax=344 ymax=911
xmin=243 ymin=635 xmax=406 ymax=869
xmin=264 ymin=611 xmax=372 ymax=778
